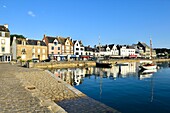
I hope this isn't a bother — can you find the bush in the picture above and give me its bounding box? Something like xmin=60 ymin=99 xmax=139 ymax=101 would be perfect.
xmin=27 ymin=60 xmax=32 ymax=62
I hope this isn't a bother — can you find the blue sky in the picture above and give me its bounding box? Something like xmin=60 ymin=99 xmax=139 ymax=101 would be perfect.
xmin=1 ymin=0 xmax=170 ymax=48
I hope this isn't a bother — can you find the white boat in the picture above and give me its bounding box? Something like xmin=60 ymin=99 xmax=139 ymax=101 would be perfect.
xmin=139 ymin=60 xmax=157 ymax=70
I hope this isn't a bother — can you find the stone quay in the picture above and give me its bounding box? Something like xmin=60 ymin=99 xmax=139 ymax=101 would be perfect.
xmin=0 ymin=63 xmax=119 ymax=113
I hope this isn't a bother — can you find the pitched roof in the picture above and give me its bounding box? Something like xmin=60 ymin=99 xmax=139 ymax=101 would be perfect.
xmin=27 ymin=39 xmax=46 ymax=46
xmin=45 ymin=36 xmax=57 ymax=43
xmin=138 ymin=42 xmax=150 ymax=48
xmin=73 ymin=40 xmax=84 ymax=47
xmin=0 ymin=25 xmax=9 ymax=32
xmin=84 ymin=46 xmax=94 ymax=51
xmin=57 ymin=37 xmax=73 ymax=45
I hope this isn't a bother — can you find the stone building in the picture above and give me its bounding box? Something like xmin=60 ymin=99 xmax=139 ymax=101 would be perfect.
xmin=11 ymin=36 xmax=47 ymax=61
xmin=0 ymin=24 xmax=12 ymax=62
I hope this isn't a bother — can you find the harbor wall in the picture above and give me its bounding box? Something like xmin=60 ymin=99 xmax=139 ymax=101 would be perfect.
xmin=27 ymin=58 xmax=170 ymax=68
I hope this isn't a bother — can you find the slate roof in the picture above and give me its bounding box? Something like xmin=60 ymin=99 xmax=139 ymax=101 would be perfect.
xmin=45 ymin=36 xmax=57 ymax=43
xmin=138 ymin=42 xmax=150 ymax=48
xmin=73 ymin=40 xmax=84 ymax=47
xmin=27 ymin=39 xmax=46 ymax=46
xmin=84 ymin=46 xmax=94 ymax=51
xmin=108 ymin=44 xmax=115 ymax=49
xmin=0 ymin=25 xmax=9 ymax=32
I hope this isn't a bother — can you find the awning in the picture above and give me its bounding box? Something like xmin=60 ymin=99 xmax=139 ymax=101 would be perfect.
xmin=70 ymin=55 xmax=77 ymax=58
xmin=129 ymin=55 xmax=137 ymax=58
xmin=80 ymin=55 xmax=90 ymax=58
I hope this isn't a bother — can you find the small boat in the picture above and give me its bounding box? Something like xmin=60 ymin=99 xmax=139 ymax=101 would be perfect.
xmin=96 ymin=62 xmax=112 ymax=68
xmin=139 ymin=60 xmax=157 ymax=70
xmin=114 ymin=62 xmax=129 ymax=66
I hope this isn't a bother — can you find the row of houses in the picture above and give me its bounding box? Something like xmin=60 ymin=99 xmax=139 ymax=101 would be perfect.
xmin=0 ymin=24 xmax=156 ymax=62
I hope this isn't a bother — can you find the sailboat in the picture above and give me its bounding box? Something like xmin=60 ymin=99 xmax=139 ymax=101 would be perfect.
xmin=96 ymin=36 xmax=112 ymax=68
xmin=139 ymin=39 xmax=157 ymax=70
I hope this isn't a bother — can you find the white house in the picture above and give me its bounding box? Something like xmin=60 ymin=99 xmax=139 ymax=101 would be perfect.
xmin=73 ymin=40 xmax=84 ymax=56
xmin=99 ymin=45 xmax=111 ymax=56
xmin=109 ymin=44 xmax=119 ymax=56
xmin=118 ymin=45 xmax=136 ymax=58
xmin=0 ymin=24 xmax=11 ymax=62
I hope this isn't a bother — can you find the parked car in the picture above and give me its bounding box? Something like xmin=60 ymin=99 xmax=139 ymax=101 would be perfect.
xmin=41 ymin=59 xmax=51 ymax=62
xmin=32 ymin=58 xmax=40 ymax=63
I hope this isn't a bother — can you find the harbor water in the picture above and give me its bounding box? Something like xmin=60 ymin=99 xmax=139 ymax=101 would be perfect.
xmin=50 ymin=62 xmax=170 ymax=113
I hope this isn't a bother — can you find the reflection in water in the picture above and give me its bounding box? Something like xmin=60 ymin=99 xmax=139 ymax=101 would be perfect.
xmin=49 ymin=62 xmax=170 ymax=113
xmin=49 ymin=62 xmax=160 ymax=86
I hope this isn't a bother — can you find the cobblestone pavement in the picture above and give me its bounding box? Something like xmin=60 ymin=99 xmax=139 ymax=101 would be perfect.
xmin=0 ymin=63 xmax=120 ymax=113
xmin=57 ymin=96 xmax=119 ymax=113
xmin=0 ymin=64 xmax=53 ymax=113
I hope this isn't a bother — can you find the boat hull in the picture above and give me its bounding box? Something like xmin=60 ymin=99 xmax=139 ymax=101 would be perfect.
xmin=96 ymin=62 xmax=112 ymax=68
xmin=139 ymin=65 xmax=157 ymax=70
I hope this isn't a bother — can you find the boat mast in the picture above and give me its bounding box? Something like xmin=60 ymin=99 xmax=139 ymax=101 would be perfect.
xmin=99 ymin=35 xmax=101 ymax=57
xmin=150 ymin=38 xmax=152 ymax=59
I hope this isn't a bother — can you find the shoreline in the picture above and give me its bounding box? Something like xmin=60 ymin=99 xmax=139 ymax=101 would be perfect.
xmin=0 ymin=63 xmax=119 ymax=113
xmin=31 ymin=58 xmax=170 ymax=69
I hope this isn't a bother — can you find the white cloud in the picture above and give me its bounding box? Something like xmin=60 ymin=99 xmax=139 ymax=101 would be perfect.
xmin=3 ymin=5 xmax=6 ymax=8
xmin=28 ymin=11 xmax=36 ymax=17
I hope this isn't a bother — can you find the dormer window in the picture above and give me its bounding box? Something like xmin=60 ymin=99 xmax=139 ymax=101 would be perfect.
xmin=54 ymin=42 xmax=58 ymax=46
xmin=37 ymin=41 xmax=40 ymax=46
xmin=2 ymin=32 xmax=5 ymax=37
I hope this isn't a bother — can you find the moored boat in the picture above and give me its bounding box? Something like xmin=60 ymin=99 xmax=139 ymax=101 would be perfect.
xmin=139 ymin=60 xmax=157 ymax=70
xmin=96 ymin=62 xmax=112 ymax=68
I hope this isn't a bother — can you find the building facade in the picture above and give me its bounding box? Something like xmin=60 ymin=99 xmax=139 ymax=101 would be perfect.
xmin=0 ymin=24 xmax=11 ymax=62
xmin=43 ymin=35 xmax=73 ymax=61
xmin=137 ymin=42 xmax=156 ymax=58
xmin=11 ymin=36 xmax=47 ymax=61
xmin=73 ymin=40 xmax=84 ymax=55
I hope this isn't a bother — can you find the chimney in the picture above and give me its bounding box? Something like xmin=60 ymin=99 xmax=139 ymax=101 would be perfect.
xmin=44 ymin=34 xmax=46 ymax=38
xmin=4 ymin=24 xmax=8 ymax=28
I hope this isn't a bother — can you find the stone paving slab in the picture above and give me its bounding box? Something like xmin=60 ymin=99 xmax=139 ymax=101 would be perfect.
xmin=0 ymin=63 xmax=120 ymax=113
xmin=0 ymin=64 xmax=53 ymax=113
xmin=57 ymin=96 xmax=120 ymax=113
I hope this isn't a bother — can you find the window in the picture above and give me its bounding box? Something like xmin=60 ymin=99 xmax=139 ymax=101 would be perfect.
xmin=54 ymin=42 xmax=58 ymax=45
xmin=58 ymin=47 xmax=60 ymax=50
xmin=1 ymin=47 xmax=5 ymax=52
xmin=32 ymin=48 xmax=35 ymax=53
xmin=21 ymin=48 xmax=26 ymax=54
xmin=51 ymin=52 xmax=54 ymax=54
xmin=37 ymin=41 xmax=40 ymax=46
xmin=51 ymin=46 xmax=54 ymax=50
xmin=5 ymin=33 xmax=9 ymax=37
xmin=43 ymin=49 xmax=45 ymax=53
xmin=38 ymin=49 xmax=40 ymax=53
xmin=58 ymin=52 xmax=60 ymax=54
xmin=1 ymin=39 xmax=5 ymax=44
xmin=76 ymin=48 xmax=79 ymax=50
xmin=1 ymin=32 xmax=5 ymax=37
xmin=81 ymin=48 xmax=84 ymax=51
xmin=76 ymin=52 xmax=79 ymax=55
xmin=76 ymin=44 xmax=78 ymax=46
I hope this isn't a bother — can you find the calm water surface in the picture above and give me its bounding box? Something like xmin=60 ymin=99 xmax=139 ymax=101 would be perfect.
xmin=50 ymin=62 xmax=170 ymax=113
